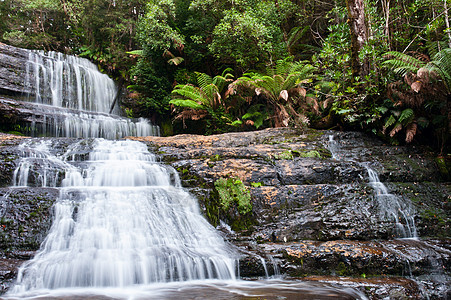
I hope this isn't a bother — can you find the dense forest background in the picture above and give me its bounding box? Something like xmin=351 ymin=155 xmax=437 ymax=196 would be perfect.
xmin=0 ymin=0 xmax=449 ymax=153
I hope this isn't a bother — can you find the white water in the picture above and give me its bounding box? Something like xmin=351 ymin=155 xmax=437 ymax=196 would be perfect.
xmin=366 ymin=167 xmax=418 ymax=238
xmin=327 ymin=134 xmax=418 ymax=239
xmin=328 ymin=134 xmax=339 ymax=160
xmin=9 ymin=139 xmax=237 ymax=295
xmin=24 ymin=51 xmax=158 ymax=138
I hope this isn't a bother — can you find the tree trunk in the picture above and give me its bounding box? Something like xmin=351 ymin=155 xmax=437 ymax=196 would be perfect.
xmin=381 ymin=0 xmax=391 ymax=49
xmin=444 ymin=0 xmax=451 ymax=48
xmin=346 ymin=0 xmax=369 ymax=79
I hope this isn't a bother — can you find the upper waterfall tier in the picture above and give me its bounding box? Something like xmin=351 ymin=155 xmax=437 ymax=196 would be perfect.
xmin=26 ymin=51 xmax=118 ymax=114
xmin=20 ymin=50 xmax=159 ymax=138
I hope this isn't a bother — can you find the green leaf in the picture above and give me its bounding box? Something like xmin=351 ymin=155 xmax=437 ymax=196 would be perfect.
xmin=126 ymin=50 xmax=144 ymax=56
xmin=398 ymin=108 xmax=414 ymax=124
xmin=384 ymin=115 xmax=396 ymax=128
xmin=230 ymin=120 xmax=242 ymax=127
xmin=169 ymin=99 xmax=204 ymax=110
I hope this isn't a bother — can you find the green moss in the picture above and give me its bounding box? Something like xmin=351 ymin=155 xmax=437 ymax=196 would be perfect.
xmin=274 ymin=150 xmax=294 ymax=160
xmin=435 ymin=156 xmax=449 ymax=180
xmin=299 ymin=150 xmax=322 ymax=158
xmin=210 ymin=154 xmax=223 ymax=162
xmin=214 ymin=177 xmax=252 ymax=215
xmin=336 ymin=261 xmax=349 ymax=276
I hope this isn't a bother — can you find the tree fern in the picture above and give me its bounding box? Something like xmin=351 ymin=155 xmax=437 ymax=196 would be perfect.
xmin=426 ymin=48 xmax=451 ymax=92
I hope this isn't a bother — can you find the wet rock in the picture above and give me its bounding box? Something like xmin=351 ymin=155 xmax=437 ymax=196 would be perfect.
xmin=0 ymin=258 xmax=26 ymax=294
xmin=0 ymin=43 xmax=30 ymax=97
xmin=0 ymin=187 xmax=59 ymax=257
xmin=259 ymin=239 xmax=451 ymax=277
xmin=303 ymin=276 xmax=424 ymax=300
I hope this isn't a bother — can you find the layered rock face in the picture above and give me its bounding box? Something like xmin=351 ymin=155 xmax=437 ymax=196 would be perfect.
xmin=0 ymin=128 xmax=449 ymax=298
xmin=131 ymin=128 xmax=450 ymax=299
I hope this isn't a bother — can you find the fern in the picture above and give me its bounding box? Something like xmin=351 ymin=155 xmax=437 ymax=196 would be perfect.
xmin=383 ymin=51 xmax=426 ymax=76
xmin=169 ymin=99 xmax=205 ymax=110
xmin=196 ymin=72 xmax=213 ymax=90
xmin=426 ymin=48 xmax=451 ymax=92
xmin=168 ymin=57 xmax=184 ymax=65
xmin=287 ymin=26 xmax=309 ymax=52
xmin=398 ymin=108 xmax=414 ymax=124
xmin=171 ymin=85 xmax=208 ymax=104
xmin=384 ymin=115 xmax=396 ymax=129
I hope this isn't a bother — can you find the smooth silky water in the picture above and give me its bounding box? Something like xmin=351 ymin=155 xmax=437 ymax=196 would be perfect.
xmin=5 ymin=139 xmax=366 ymax=299
xmin=328 ymin=135 xmax=417 ymax=239
xmin=3 ymin=50 xmax=367 ymax=299
xmin=23 ymin=50 xmax=159 ymax=138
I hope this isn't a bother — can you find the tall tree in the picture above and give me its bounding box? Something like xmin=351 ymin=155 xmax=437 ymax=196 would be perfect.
xmin=346 ymin=0 xmax=369 ymax=79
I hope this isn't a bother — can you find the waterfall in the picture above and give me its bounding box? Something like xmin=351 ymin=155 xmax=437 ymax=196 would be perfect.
xmin=366 ymin=167 xmax=418 ymax=238
xmin=328 ymin=135 xmax=339 ymax=160
xmin=24 ymin=50 xmax=158 ymax=138
xmin=327 ymin=134 xmax=417 ymax=239
xmin=10 ymin=139 xmax=237 ymax=293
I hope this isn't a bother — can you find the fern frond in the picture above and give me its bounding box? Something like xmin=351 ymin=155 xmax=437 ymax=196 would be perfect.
xmin=426 ymin=48 xmax=451 ymax=91
xmin=171 ymin=85 xmax=207 ymax=103
xmin=202 ymin=84 xmax=221 ymax=106
xmin=398 ymin=108 xmax=414 ymax=124
xmin=168 ymin=57 xmax=184 ymax=65
xmin=384 ymin=115 xmax=396 ymax=129
xmin=383 ymin=51 xmax=426 ymax=76
xmin=196 ymin=72 xmax=213 ymax=90
xmin=169 ymin=99 xmax=205 ymax=110
xmin=426 ymin=41 xmax=448 ymax=58
xmin=221 ymin=68 xmax=234 ymax=79
xmin=212 ymin=75 xmax=229 ymax=93
xmin=287 ymin=26 xmax=309 ymax=51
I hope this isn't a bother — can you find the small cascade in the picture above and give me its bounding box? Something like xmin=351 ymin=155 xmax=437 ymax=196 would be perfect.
xmin=12 ymin=139 xmax=74 ymax=187
xmin=10 ymin=139 xmax=237 ymax=294
xmin=327 ymin=134 xmax=418 ymax=239
xmin=366 ymin=167 xmax=418 ymax=238
xmin=23 ymin=50 xmax=158 ymax=138
xmin=328 ymin=135 xmax=339 ymax=160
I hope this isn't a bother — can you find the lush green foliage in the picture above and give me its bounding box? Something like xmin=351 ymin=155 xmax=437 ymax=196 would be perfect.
xmin=1 ymin=0 xmax=449 ymax=151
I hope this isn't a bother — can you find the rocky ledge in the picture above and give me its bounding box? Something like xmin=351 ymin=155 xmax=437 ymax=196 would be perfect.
xmin=130 ymin=127 xmax=450 ymax=299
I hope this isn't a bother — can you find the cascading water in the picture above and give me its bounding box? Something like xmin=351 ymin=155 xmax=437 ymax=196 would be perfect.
xmin=10 ymin=139 xmax=237 ymax=295
xmin=327 ymin=134 xmax=417 ymax=239
xmin=366 ymin=167 xmax=418 ymax=238
xmin=23 ymin=50 xmax=158 ymax=138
